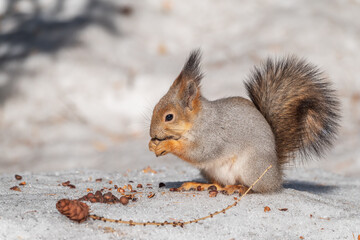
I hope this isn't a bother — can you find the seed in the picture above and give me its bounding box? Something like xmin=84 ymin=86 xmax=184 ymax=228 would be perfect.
xmin=114 ymin=185 xmax=118 ymax=189
xmin=19 ymin=181 xmax=26 ymax=186
xmin=120 ymin=196 xmax=129 ymax=205
xmin=278 ymin=208 xmax=288 ymax=211
xmin=196 ymin=186 xmax=202 ymax=191
xmin=208 ymin=185 xmax=217 ymax=191
xmin=117 ymin=188 xmax=125 ymax=194
xmin=169 ymin=188 xmax=179 ymax=192
xmin=137 ymin=184 xmax=143 ymax=188
xmin=62 ymin=181 xmax=70 ymax=186
xmin=147 ymin=192 xmax=155 ymax=199
xmin=159 ymin=182 xmax=166 ymax=188
xmin=15 ymin=175 xmax=22 ymax=180
xmin=10 ymin=186 xmax=21 ymax=192
xmin=264 ymin=206 xmax=271 ymax=212
xmin=86 ymin=188 xmax=92 ymax=192
xmin=209 ymin=190 xmax=218 ymax=197
xmin=68 ymin=184 xmax=76 ymax=189
xmin=89 ymin=197 xmax=98 ymax=203
xmin=95 ymin=178 xmax=102 ymax=182
xmin=128 ymin=184 xmax=133 ymax=191
xmin=108 ymin=180 xmax=113 ymax=184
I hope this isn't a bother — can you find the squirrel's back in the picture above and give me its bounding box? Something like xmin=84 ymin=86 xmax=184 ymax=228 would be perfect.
xmin=245 ymin=56 xmax=340 ymax=165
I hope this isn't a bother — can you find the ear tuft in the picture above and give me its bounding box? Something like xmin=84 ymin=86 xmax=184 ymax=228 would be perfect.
xmin=181 ymin=49 xmax=203 ymax=85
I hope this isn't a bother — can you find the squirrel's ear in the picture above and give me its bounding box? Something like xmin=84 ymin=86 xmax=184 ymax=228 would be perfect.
xmin=179 ymin=79 xmax=200 ymax=110
xmin=170 ymin=50 xmax=203 ymax=110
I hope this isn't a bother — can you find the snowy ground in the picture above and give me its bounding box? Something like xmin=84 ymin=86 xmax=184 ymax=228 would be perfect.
xmin=0 ymin=0 xmax=360 ymax=239
xmin=1 ymin=168 xmax=359 ymax=240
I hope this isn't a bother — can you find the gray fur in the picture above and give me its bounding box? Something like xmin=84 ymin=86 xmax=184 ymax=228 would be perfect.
xmin=185 ymin=97 xmax=282 ymax=192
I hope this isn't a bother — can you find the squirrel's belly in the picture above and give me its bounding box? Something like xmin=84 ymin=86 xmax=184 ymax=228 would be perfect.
xmin=200 ymin=153 xmax=249 ymax=186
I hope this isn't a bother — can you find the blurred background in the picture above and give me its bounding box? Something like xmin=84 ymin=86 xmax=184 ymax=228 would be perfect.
xmin=0 ymin=0 xmax=359 ymax=176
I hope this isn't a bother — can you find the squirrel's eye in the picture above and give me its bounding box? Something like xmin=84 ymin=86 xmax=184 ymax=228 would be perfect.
xmin=165 ymin=114 xmax=173 ymax=122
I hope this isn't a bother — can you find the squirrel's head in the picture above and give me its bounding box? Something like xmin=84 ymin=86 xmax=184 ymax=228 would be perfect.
xmin=150 ymin=50 xmax=203 ymax=141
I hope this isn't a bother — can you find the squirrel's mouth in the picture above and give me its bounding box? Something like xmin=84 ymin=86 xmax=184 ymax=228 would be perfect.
xmin=151 ymin=135 xmax=180 ymax=142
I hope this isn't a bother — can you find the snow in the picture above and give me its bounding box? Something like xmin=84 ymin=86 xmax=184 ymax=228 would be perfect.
xmin=0 ymin=0 xmax=360 ymax=239
xmin=0 ymin=168 xmax=359 ymax=239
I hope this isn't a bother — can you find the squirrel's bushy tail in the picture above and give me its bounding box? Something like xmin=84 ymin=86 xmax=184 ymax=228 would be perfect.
xmin=245 ymin=56 xmax=340 ymax=165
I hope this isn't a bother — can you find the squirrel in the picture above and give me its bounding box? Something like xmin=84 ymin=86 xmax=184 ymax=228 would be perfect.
xmin=148 ymin=50 xmax=340 ymax=193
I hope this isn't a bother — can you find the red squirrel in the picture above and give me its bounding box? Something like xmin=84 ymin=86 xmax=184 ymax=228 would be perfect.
xmin=149 ymin=50 xmax=340 ymax=193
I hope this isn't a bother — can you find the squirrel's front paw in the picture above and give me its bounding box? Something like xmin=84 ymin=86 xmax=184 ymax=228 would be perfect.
xmin=153 ymin=139 xmax=180 ymax=157
xmin=148 ymin=139 xmax=159 ymax=153
xmin=154 ymin=140 xmax=171 ymax=157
